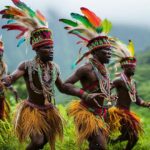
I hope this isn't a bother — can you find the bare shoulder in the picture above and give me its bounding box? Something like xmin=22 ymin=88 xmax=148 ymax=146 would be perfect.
xmin=76 ymin=62 xmax=92 ymax=75
xmin=113 ymin=76 xmax=123 ymax=87
xmin=17 ymin=61 xmax=26 ymax=71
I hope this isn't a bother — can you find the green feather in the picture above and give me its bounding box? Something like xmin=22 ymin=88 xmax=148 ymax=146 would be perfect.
xmin=12 ymin=0 xmax=46 ymax=26
xmin=102 ymin=19 xmax=112 ymax=34
xmin=12 ymin=0 xmax=35 ymax=18
xmin=71 ymin=13 xmax=93 ymax=29
xmin=59 ymin=19 xmax=78 ymax=27
xmin=2 ymin=14 xmax=14 ymax=19
xmin=96 ymin=26 xmax=103 ymax=33
xmin=5 ymin=6 xmax=10 ymax=9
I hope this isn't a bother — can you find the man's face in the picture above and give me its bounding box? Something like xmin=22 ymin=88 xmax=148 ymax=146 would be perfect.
xmin=35 ymin=44 xmax=53 ymax=62
xmin=123 ymin=64 xmax=136 ymax=76
xmin=93 ymin=47 xmax=111 ymax=64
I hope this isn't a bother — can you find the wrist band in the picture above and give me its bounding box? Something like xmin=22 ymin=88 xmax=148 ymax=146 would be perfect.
xmin=79 ymin=89 xmax=84 ymax=95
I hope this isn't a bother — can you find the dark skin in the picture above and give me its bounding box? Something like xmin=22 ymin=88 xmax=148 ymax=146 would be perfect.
xmin=0 ymin=51 xmax=18 ymax=103
xmin=3 ymin=44 xmax=103 ymax=150
xmin=65 ymin=47 xmax=111 ymax=150
xmin=111 ymin=65 xmax=150 ymax=150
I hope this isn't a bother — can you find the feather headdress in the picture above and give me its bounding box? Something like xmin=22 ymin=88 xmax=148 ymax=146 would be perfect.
xmin=0 ymin=35 xmax=4 ymax=52
xmin=59 ymin=7 xmax=112 ymax=65
xmin=0 ymin=0 xmax=53 ymax=49
xmin=109 ymin=37 xmax=136 ymax=68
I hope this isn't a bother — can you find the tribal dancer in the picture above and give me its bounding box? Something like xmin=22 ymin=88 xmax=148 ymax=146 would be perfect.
xmin=60 ymin=7 xmax=113 ymax=150
xmin=108 ymin=39 xmax=150 ymax=150
xmin=1 ymin=1 xmax=66 ymax=149
xmin=0 ymin=36 xmax=18 ymax=120
xmin=1 ymin=2 xmax=108 ymax=149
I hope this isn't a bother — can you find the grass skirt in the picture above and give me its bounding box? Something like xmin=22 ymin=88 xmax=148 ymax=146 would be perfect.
xmin=67 ymin=100 xmax=108 ymax=144
xmin=13 ymin=100 xmax=63 ymax=148
xmin=108 ymin=106 xmax=143 ymax=136
xmin=0 ymin=97 xmax=10 ymax=120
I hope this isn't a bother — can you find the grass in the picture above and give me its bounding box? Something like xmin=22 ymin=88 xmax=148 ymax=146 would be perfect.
xmin=0 ymin=103 xmax=150 ymax=150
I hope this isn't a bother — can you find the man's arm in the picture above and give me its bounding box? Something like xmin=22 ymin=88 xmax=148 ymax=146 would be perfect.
xmin=135 ymin=82 xmax=150 ymax=108
xmin=55 ymin=66 xmax=87 ymax=99
xmin=136 ymin=94 xmax=150 ymax=108
xmin=0 ymin=63 xmax=25 ymax=100
xmin=55 ymin=65 xmax=102 ymax=106
xmin=2 ymin=62 xmax=26 ymax=85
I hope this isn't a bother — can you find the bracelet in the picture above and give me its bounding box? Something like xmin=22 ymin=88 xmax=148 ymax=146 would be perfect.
xmin=79 ymin=89 xmax=84 ymax=95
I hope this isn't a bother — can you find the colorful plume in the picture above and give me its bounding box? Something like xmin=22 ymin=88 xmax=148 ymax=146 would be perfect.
xmin=59 ymin=7 xmax=112 ymax=66
xmin=0 ymin=0 xmax=48 ymax=47
xmin=81 ymin=7 xmax=101 ymax=28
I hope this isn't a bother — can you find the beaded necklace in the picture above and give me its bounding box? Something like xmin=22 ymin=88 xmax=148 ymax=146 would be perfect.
xmin=90 ymin=58 xmax=111 ymax=100
xmin=27 ymin=57 xmax=58 ymax=103
xmin=121 ymin=72 xmax=136 ymax=102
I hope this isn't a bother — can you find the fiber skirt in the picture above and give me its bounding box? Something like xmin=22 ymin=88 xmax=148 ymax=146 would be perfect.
xmin=0 ymin=97 xmax=10 ymax=120
xmin=14 ymin=100 xmax=63 ymax=147
xmin=67 ymin=100 xmax=108 ymax=144
xmin=108 ymin=106 xmax=143 ymax=136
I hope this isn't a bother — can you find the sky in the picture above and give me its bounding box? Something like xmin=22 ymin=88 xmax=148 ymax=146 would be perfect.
xmin=0 ymin=0 xmax=150 ymax=28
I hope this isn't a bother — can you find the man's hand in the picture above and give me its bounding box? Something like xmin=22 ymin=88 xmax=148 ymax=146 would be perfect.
xmin=147 ymin=102 xmax=150 ymax=108
xmin=82 ymin=93 xmax=106 ymax=108
xmin=2 ymin=75 xmax=12 ymax=87
xmin=110 ymin=95 xmax=118 ymax=101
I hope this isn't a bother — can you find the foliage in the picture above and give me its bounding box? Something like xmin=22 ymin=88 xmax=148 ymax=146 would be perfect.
xmin=0 ymin=104 xmax=150 ymax=150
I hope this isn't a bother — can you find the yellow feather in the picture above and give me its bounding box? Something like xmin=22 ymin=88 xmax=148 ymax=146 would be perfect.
xmin=128 ymin=40 xmax=135 ymax=57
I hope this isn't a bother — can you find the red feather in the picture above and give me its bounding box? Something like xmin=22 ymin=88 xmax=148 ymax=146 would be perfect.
xmin=81 ymin=7 xmax=102 ymax=28
xmin=0 ymin=10 xmax=5 ymax=14
xmin=69 ymin=32 xmax=89 ymax=42
xmin=12 ymin=0 xmax=20 ymax=4
xmin=2 ymin=24 xmax=27 ymax=32
xmin=16 ymin=29 xmax=28 ymax=39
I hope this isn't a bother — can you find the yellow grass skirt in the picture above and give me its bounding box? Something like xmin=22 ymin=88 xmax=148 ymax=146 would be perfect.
xmin=67 ymin=100 xmax=108 ymax=144
xmin=108 ymin=106 xmax=143 ymax=135
xmin=0 ymin=97 xmax=10 ymax=120
xmin=14 ymin=100 xmax=63 ymax=147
